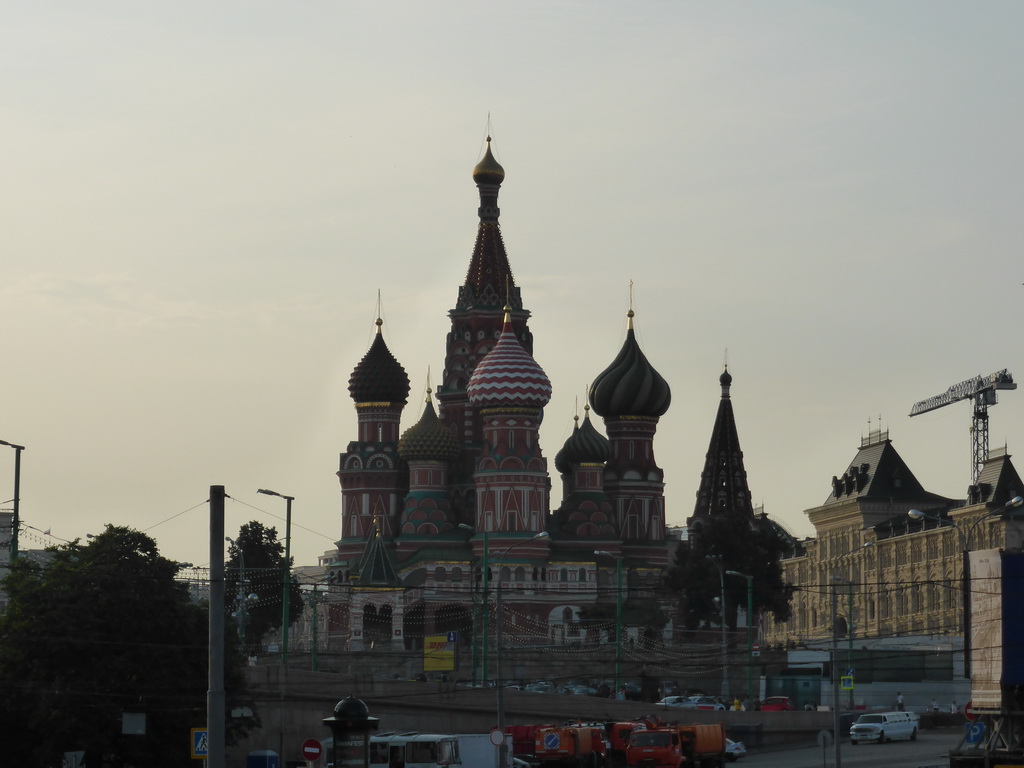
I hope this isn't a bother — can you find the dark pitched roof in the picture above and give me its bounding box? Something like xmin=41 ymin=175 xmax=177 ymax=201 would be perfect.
xmin=824 ymin=430 xmax=950 ymax=506
xmin=355 ymin=520 xmax=400 ymax=587
xmin=692 ymin=367 xmax=754 ymax=520
xmin=970 ymin=450 xmax=1024 ymax=505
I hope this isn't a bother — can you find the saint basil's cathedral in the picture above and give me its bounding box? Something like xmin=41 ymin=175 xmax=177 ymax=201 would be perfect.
xmin=329 ymin=138 xmax=678 ymax=652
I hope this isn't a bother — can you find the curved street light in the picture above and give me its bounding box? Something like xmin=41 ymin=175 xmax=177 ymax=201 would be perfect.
xmin=258 ymin=488 xmax=295 ymax=666
xmin=595 ymin=550 xmax=624 ymax=695
xmin=725 ymin=570 xmax=753 ymax=703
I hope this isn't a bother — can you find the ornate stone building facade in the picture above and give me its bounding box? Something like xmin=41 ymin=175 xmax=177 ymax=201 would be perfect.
xmin=324 ymin=140 xmax=674 ymax=657
xmin=766 ymin=430 xmax=1024 ymax=659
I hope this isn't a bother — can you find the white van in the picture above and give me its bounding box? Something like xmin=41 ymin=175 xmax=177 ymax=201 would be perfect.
xmin=849 ymin=711 xmax=919 ymax=744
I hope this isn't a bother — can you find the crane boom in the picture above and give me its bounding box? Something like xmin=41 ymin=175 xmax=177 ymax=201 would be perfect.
xmin=909 ymin=369 xmax=1016 ymax=416
xmin=909 ymin=369 xmax=1016 ymax=485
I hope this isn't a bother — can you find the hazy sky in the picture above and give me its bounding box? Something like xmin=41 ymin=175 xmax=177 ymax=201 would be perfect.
xmin=3 ymin=2 xmax=1023 ymax=570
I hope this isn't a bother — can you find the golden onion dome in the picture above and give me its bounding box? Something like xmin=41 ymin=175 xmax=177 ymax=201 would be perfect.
xmin=472 ymin=136 xmax=505 ymax=186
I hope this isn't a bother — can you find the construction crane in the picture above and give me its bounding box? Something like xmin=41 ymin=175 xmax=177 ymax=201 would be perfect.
xmin=909 ymin=369 xmax=1016 ymax=485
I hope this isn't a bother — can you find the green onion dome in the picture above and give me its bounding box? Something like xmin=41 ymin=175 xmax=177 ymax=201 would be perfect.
xmin=398 ymin=391 xmax=460 ymax=462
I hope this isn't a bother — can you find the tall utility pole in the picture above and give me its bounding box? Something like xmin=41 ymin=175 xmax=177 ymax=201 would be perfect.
xmin=0 ymin=440 xmax=24 ymax=562
xmin=208 ymin=485 xmax=226 ymax=768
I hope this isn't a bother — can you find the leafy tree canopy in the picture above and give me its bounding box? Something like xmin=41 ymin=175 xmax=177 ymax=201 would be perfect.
xmin=666 ymin=511 xmax=794 ymax=631
xmin=0 ymin=525 xmax=253 ymax=767
xmin=225 ymin=520 xmax=304 ymax=655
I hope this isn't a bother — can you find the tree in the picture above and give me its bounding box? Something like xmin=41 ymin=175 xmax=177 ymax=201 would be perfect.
xmin=666 ymin=511 xmax=794 ymax=631
xmin=225 ymin=521 xmax=304 ymax=656
xmin=0 ymin=525 xmax=254 ymax=767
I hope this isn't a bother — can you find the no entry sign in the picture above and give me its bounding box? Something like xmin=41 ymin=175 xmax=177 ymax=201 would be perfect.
xmin=301 ymin=738 xmax=323 ymax=761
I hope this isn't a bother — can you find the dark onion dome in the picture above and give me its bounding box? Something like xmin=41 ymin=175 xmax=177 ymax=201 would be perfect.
xmin=472 ymin=136 xmax=505 ymax=186
xmin=348 ymin=318 xmax=410 ymax=404
xmin=554 ymin=416 xmax=579 ymax=474
xmin=556 ymin=407 xmax=610 ymax=474
xmin=589 ymin=309 xmax=671 ymax=419
xmin=467 ymin=307 xmax=551 ymax=408
xmin=720 ymin=364 xmax=733 ymax=392
xmin=398 ymin=389 xmax=460 ymax=462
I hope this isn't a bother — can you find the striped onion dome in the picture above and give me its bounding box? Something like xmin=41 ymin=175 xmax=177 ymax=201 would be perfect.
xmin=589 ymin=309 xmax=671 ymax=419
xmin=398 ymin=390 xmax=460 ymax=462
xmin=467 ymin=308 xmax=551 ymax=408
xmin=555 ymin=407 xmax=610 ymax=473
xmin=348 ymin=318 xmax=410 ymax=405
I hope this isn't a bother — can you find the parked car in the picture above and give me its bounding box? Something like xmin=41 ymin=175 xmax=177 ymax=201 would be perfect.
xmin=760 ymin=696 xmax=795 ymax=711
xmin=525 ymin=681 xmax=556 ymax=694
xmin=658 ymin=695 xmax=691 ymax=708
xmin=849 ymin=711 xmax=920 ymax=744
xmin=726 ymin=738 xmax=747 ymax=761
xmin=679 ymin=695 xmax=727 ymax=711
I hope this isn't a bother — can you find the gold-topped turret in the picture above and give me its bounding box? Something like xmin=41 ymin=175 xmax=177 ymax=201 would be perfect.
xmin=472 ymin=136 xmax=505 ymax=186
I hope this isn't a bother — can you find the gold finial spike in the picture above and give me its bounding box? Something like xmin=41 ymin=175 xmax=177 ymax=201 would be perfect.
xmin=374 ymin=289 xmax=384 ymax=334
xmin=626 ymin=280 xmax=635 ymax=329
xmin=723 ymin=348 xmax=729 ymax=369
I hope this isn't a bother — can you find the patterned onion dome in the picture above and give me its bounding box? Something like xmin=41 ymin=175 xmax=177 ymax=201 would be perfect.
xmin=472 ymin=136 xmax=505 ymax=186
xmin=589 ymin=309 xmax=671 ymax=418
xmin=398 ymin=391 xmax=460 ymax=462
xmin=555 ymin=408 xmax=610 ymax=473
xmin=348 ymin=318 xmax=411 ymax=404
xmin=467 ymin=309 xmax=551 ymax=408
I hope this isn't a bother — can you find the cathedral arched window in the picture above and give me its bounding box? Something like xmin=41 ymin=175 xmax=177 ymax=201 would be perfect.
xmin=434 ymin=566 xmax=447 ymax=582
xmin=578 ymin=568 xmax=586 ymax=582
xmin=560 ymin=569 xmax=569 ymax=582
xmin=451 ymin=567 xmax=463 ymax=583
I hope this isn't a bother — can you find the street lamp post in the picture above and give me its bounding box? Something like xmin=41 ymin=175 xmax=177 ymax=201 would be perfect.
xmin=726 ymin=570 xmax=754 ymax=704
xmin=225 ymin=537 xmax=258 ymax=653
xmin=908 ymin=495 xmax=1023 ymax=678
xmin=302 ymin=582 xmax=327 ymax=672
xmin=459 ymin=523 xmax=489 ymax=688
xmin=595 ymin=551 xmax=624 ymax=695
xmin=258 ymin=489 xmax=295 ymax=666
xmin=0 ymin=440 xmax=25 ymax=562
xmin=706 ymin=555 xmax=729 ymax=699
xmin=495 ymin=532 xmax=548 ymax=768
xmin=830 ymin=576 xmax=843 ymax=768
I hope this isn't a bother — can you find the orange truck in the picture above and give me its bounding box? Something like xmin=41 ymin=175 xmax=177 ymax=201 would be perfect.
xmin=534 ymin=724 xmax=608 ymax=768
xmin=602 ymin=721 xmax=648 ymax=768
xmin=626 ymin=723 xmax=726 ymax=768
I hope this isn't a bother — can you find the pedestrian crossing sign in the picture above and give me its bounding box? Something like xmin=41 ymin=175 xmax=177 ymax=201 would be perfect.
xmin=840 ymin=675 xmax=854 ymax=690
xmin=191 ymin=728 xmax=209 ymax=759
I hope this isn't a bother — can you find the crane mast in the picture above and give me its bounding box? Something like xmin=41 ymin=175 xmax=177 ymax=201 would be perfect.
xmin=909 ymin=370 xmax=1016 ymax=485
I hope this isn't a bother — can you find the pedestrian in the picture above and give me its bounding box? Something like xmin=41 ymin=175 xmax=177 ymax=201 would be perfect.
xmin=895 ymin=692 xmax=905 ymax=711
xmin=931 ymin=698 xmax=939 ymax=712
xmin=951 ymin=699 xmax=959 ymax=714
xmin=616 ymin=688 xmax=626 ymax=701
xmin=733 ymin=697 xmax=741 ymax=711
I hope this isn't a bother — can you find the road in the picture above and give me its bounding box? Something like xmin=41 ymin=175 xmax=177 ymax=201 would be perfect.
xmin=738 ymin=730 xmax=960 ymax=768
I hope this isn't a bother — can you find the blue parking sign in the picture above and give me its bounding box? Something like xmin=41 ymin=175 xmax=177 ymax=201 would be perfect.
xmin=964 ymin=722 xmax=985 ymax=746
